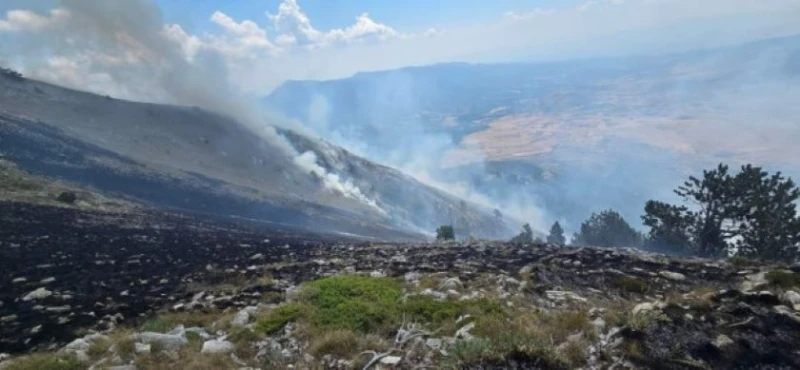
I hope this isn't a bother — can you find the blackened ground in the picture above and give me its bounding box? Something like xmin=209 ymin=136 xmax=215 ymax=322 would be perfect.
xmin=0 ymin=201 xmax=353 ymax=353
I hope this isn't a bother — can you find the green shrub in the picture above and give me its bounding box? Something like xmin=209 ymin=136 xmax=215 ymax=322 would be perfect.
xmin=436 ymin=225 xmax=455 ymax=241
xmin=301 ymin=276 xmax=403 ymax=334
xmin=257 ymin=303 xmax=306 ymax=334
xmin=765 ymin=270 xmax=800 ymax=289
xmin=613 ymin=276 xmax=649 ymax=294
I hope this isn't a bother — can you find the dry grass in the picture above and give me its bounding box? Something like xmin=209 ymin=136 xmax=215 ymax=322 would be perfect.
xmin=140 ymin=311 xmax=225 ymax=332
xmin=134 ymin=352 xmax=238 ymax=370
xmin=1 ymin=353 xmax=83 ymax=370
xmin=308 ymin=329 xmax=360 ymax=358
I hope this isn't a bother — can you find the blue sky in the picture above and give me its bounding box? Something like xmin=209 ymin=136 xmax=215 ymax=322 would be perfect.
xmin=154 ymin=0 xmax=583 ymax=34
xmin=2 ymin=0 xmax=799 ymax=96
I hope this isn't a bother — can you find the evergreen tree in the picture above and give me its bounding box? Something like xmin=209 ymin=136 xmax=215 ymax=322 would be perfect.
xmin=436 ymin=225 xmax=455 ymax=241
xmin=642 ymin=163 xmax=800 ymax=260
xmin=573 ymin=209 xmax=643 ymax=248
xmin=510 ymin=223 xmax=534 ymax=244
xmin=546 ymin=221 xmax=566 ymax=245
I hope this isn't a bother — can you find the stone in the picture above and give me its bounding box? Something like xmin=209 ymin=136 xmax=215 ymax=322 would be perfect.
xmin=46 ymin=305 xmax=71 ymax=313
xmin=780 ymin=290 xmax=800 ymax=310
xmin=63 ymin=338 xmax=91 ymax=352
xmin=632 ymin=302 xmax=655 ymax=314
xmin=137 ymin=332 xmax=188 ymax=351
xmin=201 ymin=340 xmax=235 ymax=354
xmin=380 ymin=356 xmax=403 ymax=365
xmin=421 ymin=289 xmax=447 ymax=301
xmin=439 ymin=277 xmax=463 ymax=290
xmin=250 ymin=253 xmax=264 ymax=260
xmin=740 ymin=272 xmax=767 ymax=292
xmin=231 ymin=310 xmax=251 ymax=327
xmin=0 ymin=314 xmax=17 ymax=323
xmin=658 ymin=271 xmax=686 ymax=281
xmin=426 ymin=338 xmax=442 ymax=350
xmin=369 ymin=270 xmax=386 ymax=278
xmin=546 ymin=290 xmax=588 ymax=303
xmin=11 ymin=277 xmax=26 ymax=284
xmin=713 ymin=334 xmax=734 ymax=349
xmin=134 ymin=343 xmax=151 ymax=354
xmin=40 ymin=277 xmax=56 ymax=284
xmin=455 ymin=322 xmax=475 ymax=340
xmin=22 ymin=287 xmax=52 ymax=301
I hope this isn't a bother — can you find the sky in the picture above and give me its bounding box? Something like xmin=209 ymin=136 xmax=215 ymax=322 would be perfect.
xmin=1 ymin=0 xmax=800 ymax=98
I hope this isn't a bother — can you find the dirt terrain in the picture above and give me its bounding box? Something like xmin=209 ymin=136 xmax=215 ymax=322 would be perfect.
xmin=2 ymin=201 xmax=800 ymax=369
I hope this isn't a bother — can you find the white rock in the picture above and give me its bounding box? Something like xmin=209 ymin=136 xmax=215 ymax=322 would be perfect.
xmin=135 ymin=343 xmax=151 ymax=354
xmin=545 ymin=290 xmax=588 ymax=303
xmin=421 ymin=289 xmax=447 ymax=301
xmin=11 ymin=277 xmax=26 ymax=284
xmin=455 ymin=322 xmax=475 ymax=340
xmin=369 ymin=270 xmax=386 ymax=278
xmin=658 ymin=271 xmax=686 ymax=281
xmin=201 ymin=340 xmax=235 ymax=354
xmin=439 ymin=277 xmax=463 ymax=291
xmin=426 ymin=338 xmax=442 ymax=350
xmin=137 ymin=332 xmax=188 ymax=351
xmin=40 ymin=277 xmax=56 ymax=284
xmin=740 ymin=271 xmax=767 ymax=292
xmin=632 ymin=302 xmax=655 ymax=314
xmin=713 ymin=334 xmax=734 ymax=349
xmin=231 ymin=310 xmax=251 ymax=327
xmin=63 ymin=338 xmax=90 ymax=352
xmin=781 ymin=290 xmax=800 ymax=310
xmin=380 ymin=356 xmax=402 ymax=365
xmin=250 ymin=253 xmax=264 ymax=260
xmin=22 ymin=287 xmax=52 ymax=301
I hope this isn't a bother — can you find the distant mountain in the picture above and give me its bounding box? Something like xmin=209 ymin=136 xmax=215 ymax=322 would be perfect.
xmin=0 ymin=75 xmax=510 ymax=240
xmin=263 ymin=34 xmax=800 ymax=231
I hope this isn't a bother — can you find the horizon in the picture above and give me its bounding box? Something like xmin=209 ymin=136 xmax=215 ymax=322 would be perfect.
xmin=2 ymin=0 xmax=800 ymax=99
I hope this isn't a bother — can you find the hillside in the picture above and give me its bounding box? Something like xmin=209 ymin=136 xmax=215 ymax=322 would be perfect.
xmin=264 ymin=34 xmax=800 ymax=230
xmin=0 ymin=75 xmax=510 ymax=240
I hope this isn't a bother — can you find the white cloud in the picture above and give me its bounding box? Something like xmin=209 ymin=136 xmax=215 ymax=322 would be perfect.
xmin=209 ymin=11 xmax=276 ymax=56
xmin=267 ymin=0 xmax=400 ymax=48
xmin=5 ymin=0 xmax=800 ymax=97
xmin=0 ymin=8 xmax=70 ymax=32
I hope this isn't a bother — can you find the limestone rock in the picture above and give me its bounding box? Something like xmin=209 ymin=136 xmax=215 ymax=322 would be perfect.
xmin=201 ymin=339 xmax=235 ymax=354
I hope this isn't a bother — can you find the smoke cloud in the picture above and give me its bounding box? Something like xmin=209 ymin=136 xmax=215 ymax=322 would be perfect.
xmin=2 ymin=0 xmax=381 ymax=213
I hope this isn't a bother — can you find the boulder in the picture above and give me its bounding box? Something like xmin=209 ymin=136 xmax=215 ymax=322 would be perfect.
xmin=201 ymin=340 xmax=235 ymax=354
xmin=22 ymin=287 xmax=52 ymax=301
xmin=380 ymin=356 xmax=402 ymax=365
xmin=658 ymin=271 xmax=686 ymax=281
xmin=137 ymin=332 xmax=188 ymax=351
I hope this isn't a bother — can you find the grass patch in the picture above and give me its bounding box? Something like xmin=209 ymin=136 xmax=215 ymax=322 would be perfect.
xmin=625 ymin=310 xmax=669 ymax=332
xmin=613 ymin=276 xmax=649 ymax=294
xmin=728 ymin=255 xmax=752 ymax=267
xmin=765 ymin=270 xmax=800 ymax=289
xmin=257 ymin=303 xmax=307 ymax=334
xmin=447 ymin=308 xmax=592 ymax=369
xmin=300 ymin=276 xmax=403 ymax=334
xmin=135 ymin=352 xmax=238 ymax=370
xmin=2 ymin=353 xmax=83 ymax=370
xmin=308 ymin=329 xmax=360 ymax=358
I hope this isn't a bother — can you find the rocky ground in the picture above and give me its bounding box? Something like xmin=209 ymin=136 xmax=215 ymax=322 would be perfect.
xmin=2 ymin=202 xmax=800 ymax=369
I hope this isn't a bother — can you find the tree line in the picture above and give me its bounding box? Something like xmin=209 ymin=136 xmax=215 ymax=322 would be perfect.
xmin=493 ymin=163 xmax=800 ymax=262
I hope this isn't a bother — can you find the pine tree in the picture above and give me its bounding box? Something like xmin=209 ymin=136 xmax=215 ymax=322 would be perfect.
xmin=546 ymin=221 xmax=566 ymax=245
xmin=573 ymin=210 xmax=642 ymax=248
xmin=642 ymin=163 xmax=800 ymax=260
xmin=510 ymin=223 xmax=534 ymax=244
